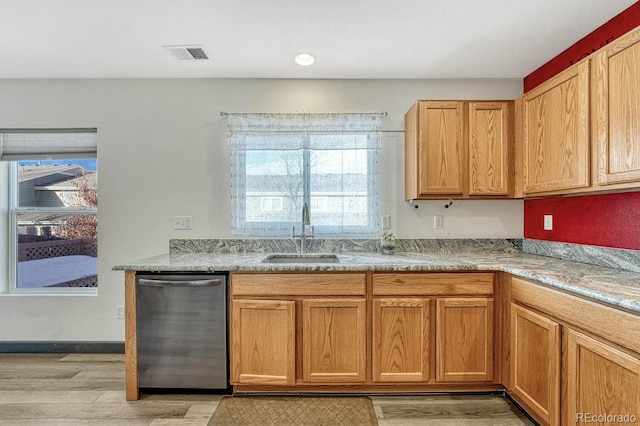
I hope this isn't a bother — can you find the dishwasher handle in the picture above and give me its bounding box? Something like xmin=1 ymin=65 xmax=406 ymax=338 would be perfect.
xmin=138 ymin=278 xmax=222 ymax=287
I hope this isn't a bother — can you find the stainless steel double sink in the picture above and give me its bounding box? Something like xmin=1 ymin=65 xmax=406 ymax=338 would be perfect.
xmin=262 ymin=254 xmax=340 ymax=264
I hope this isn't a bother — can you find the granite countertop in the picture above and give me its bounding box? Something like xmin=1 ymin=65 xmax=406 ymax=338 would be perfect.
xmin=113 ymin=251 xmax=640 ymax=314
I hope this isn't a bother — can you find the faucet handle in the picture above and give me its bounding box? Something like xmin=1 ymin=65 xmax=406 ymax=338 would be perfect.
xmin=309 ymin=226 xmax=315 ymax=238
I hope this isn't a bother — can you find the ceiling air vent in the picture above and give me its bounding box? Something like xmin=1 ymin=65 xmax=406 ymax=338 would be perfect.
xmin=164 ymin=45 xmax=209 ymax=61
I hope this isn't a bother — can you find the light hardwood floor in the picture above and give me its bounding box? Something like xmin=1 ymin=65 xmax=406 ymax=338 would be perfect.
xmin=0 ymin=354 xmax=535 ymax=425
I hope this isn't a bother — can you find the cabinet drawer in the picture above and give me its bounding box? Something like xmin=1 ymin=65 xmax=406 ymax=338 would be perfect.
xmin=373 ymin=273 xmax=493 ymax=296
xmin=231 ymin=273 xmax=367 ymax=296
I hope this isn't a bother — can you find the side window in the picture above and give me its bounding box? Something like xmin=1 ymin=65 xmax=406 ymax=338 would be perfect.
xmin=3 ymin=130 xmax=98 ymax=293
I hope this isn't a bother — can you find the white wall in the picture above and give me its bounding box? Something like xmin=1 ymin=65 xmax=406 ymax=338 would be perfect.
xmin=0 ymin=78 xmax=523 ymax=341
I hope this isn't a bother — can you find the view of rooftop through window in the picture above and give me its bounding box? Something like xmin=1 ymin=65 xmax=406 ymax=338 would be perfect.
xmin=14 ymin=159 xmax=98 ymax=289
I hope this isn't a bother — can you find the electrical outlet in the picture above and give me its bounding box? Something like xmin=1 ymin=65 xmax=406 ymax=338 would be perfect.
xmin=544 ymin=215 xmax=553 ymax=231
xmin=115 ymin=305 xmax=124 ymax=319
xmin=173 ymin=216 xmax=192 ymax=230
xmin=434 ymin=215 xmax=443 ymax=229
xmin=381 ymin=215 xmax=391 ymax=229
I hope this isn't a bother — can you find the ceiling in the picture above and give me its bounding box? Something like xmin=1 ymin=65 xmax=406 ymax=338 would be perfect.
xmin=0 ymin=0 xmax=636 ymax=79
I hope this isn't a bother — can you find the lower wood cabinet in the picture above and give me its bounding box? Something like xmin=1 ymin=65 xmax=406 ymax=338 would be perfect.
xmin=303 ymin=298 xmax=366 ymax=383
xmin=231 ymin=299 xmax=296 ymax=385
xmin=510 ymin=303 xmax=561 ymax=426
xmin=436 ymin=297 xmax=494 ymax=382
xmin=372 ymin=298 xmax=430 ymax=383
xmin=231 ymin=272 xmax=498 ymax=389
xmin=372 ymin=273 xmax=496 ymax=385
xmin=129 ymin=267 xmax=639 ymax=412
xmin=510 ymin=276 xmax=640 ymax=426
xmin=566 ymin=329 xmax=640 ymax=425
xmin=230 ymin=273 xmax=368 ymax=387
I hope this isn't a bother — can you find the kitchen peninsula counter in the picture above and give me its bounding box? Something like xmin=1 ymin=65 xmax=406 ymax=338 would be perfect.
xmin=114 ymin=250 xmax=640 ymax=314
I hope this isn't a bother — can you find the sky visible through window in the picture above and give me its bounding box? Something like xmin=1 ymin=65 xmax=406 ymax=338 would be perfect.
xmin=19 ymin=159 xmax=97 ymax=171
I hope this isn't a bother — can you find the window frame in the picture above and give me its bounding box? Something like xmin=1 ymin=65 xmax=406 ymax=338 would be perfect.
xmin=8 ymin=161 xmax=98 ymax=295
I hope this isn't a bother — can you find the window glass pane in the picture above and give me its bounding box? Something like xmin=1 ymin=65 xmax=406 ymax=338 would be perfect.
xmin=245 ymin=150 xmax=302 ymax=223
xmin=16 ymin=213 xmax=98 ymax=288
xmin=17 ymin=159 xmax=98 ymax=208
xmin=310 ymin=147 xmax=370 ymax=228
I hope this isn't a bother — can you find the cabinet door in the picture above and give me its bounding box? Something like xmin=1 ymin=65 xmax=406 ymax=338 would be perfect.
xmin=303 ymin=298 xmax=366 ymax=383
xmin=592 ymin=26 xmax=640 ymax=187
xmin=566 ymin=329 xmax=640 ymax=425
xmin=522 ymin=60 xmax=590 ymax=195
xmin=469 ymin=101 xmax=512 ymax=196
xmin=436 ymin=297 xmax=494 ymax=382
xmin=416 ymin=101 xmax=466 ymax=196
xmin=510 ymin=303 xmax=560 ymax=426
xmin=231 ymin=299 xmax=295 ymax=385
xmin=372 ymin=298 xmax=430 ymax=383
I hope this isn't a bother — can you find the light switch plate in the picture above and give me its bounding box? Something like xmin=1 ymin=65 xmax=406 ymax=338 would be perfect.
xmin=544 ymin=215 xmax=553 ymax=231
xmin=381 ymin=215 xmax=391 ymax=229
xmin=434 ymin=215 xmax=443 ymax=229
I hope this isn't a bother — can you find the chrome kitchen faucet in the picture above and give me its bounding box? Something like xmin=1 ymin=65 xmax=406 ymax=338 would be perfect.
xmin=293 ymin=203 xmax=314 ymax=254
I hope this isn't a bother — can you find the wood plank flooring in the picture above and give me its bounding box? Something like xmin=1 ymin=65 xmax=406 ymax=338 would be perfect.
xmin=0 ymin=354 xmax=536 ymax=425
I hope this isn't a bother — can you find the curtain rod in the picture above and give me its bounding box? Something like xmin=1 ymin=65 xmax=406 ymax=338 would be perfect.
xmin=223 ymin=130 xmax=404 ymax=133
xmin=220 ymin=111 xmax=388 ymax=117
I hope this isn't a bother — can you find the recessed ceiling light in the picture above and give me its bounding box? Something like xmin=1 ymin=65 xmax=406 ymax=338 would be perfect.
xmin=294 ymin=53 xmax=315 ymax=66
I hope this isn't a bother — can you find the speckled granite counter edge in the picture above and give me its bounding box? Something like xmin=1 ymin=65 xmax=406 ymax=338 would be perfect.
xmin=500 ymin=265 xmax=640 ymax=314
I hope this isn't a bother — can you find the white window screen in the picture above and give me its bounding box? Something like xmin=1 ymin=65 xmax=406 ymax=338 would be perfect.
xmin=228 ymin=113 xmax=381 ymax=236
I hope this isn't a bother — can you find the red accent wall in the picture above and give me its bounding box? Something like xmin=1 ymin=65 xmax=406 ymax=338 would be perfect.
xmin=524 ymin=2 xmax=640 ymax=92
xmin=522 ymin=2 xmax=640 ymax=250
xmin=524 ymin=192 xmax=640 ymax=250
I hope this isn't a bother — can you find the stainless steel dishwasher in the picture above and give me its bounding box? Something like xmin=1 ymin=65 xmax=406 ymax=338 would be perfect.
xmin=135 ymin=273 xmax=229 ymax=391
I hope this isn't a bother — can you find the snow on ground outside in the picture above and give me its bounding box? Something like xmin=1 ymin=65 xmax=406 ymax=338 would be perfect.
xmin=17 ymin=255 xmax=97 ymax=288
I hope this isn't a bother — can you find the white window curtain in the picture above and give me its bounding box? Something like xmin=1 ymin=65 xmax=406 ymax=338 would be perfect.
xmin=0 ymin=129 xmax=97 ymax=161
xmin=228 ymin=113 xmax=382 ymax=237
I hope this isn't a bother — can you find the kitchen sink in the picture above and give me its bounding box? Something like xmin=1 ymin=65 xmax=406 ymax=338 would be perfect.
xmin=262 ymin=254 xmax=340 ymax=264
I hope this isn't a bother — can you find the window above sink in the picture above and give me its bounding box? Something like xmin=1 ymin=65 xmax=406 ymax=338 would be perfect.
xmin=226 ymin=113 xmax=383 ymax=238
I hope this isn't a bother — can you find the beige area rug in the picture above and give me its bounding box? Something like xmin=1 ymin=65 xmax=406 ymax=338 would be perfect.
xmin=208 ymin=396 xmax=379 ymax=426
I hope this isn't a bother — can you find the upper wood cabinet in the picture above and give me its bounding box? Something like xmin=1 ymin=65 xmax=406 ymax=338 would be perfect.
xmin=405 ymin=101 xmax=466 ymax=198
xmin=405 ymin=100 xmax=514 ymax=199
xmin=469 ymin=102 xmax=513 ymax=196
xmin=521 ymin=60 xmax=590 ymax=196
xmin=518 ymin=24 xmax=640 ymax=197
xmin=592 ymin=25 xmax=640 ymax=188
